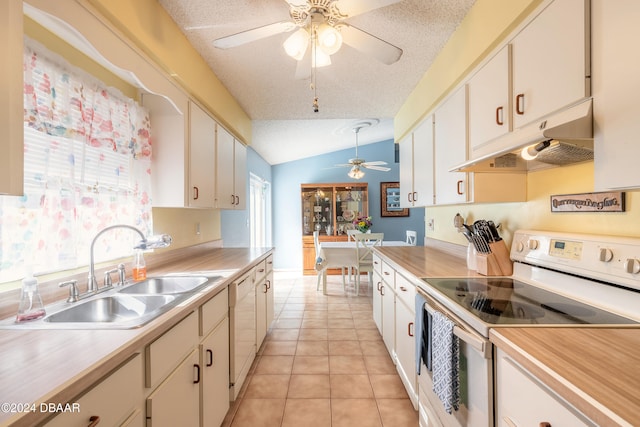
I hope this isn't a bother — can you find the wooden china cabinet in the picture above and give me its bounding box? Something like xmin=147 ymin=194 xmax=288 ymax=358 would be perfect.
xmin=301 ymin=183 xmax=368 ymax=275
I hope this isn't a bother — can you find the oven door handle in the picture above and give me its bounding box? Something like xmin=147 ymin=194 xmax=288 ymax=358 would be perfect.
xmin=425 ymin=304 xmax=491 ymax=359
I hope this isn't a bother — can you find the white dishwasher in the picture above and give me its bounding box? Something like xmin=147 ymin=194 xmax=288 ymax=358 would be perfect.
xmin=228 ymin=269 xmax=256 ymax=400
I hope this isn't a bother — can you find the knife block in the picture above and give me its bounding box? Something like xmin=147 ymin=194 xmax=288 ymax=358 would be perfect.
xmin=475 ymin=240 xmax=513 ymax=276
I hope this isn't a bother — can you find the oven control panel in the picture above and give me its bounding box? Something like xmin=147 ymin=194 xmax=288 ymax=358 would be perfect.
xmin=511 ymin=230 xmax=640 ymax=291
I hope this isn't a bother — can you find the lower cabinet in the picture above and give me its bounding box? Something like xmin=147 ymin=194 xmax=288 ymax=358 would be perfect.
xmin=495 ymin=347 xmax=596 ymax=426
xmin=44 ymin=353 xmax=143 ymax=427
xmin=201 ymin=317 xmax=230 ymax=427
xmin=395 ymin=296 xmax=417 ymax=409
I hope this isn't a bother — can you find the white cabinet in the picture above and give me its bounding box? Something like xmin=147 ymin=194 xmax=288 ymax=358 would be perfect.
xmin=189 ymin=101 xmax=217 ymax=207
xmin=395 ymin=295 xmax=417 ymax=408
xmin=229 ymin=270 xmax=256 ymax=400
xmin=372 ymin=263 xmax=395 ymax=358
xmin=255 ymin=255 xmax=275 ymax=350
xmin=495 ymin=348 xmax=596 ymax=426
xmin=510 ymin=0 xmax=589 ymax=129
xmin=434 ymin=86 xmax=468 ymax=205
xmin=592 ymin=0 xmax=640 ymax=190
xmin=399 ymin=116 xmax=435 ymax=208
xmin=216 ymin=126 xmax=247 ymax=209
xmin=0 ymin=0 xmax=23 ymax=196
xmin=468 ymin=46 xmax=511 ymax=157
xmin=200 ymin=318 xmax=229 ymax=427
xmin=44 ymin=354 xmax=143 ymax=427
xmin=146 ymin=348 xmax=200 ymax=427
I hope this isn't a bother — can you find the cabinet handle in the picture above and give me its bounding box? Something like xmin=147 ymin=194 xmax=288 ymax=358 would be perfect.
xmin=495 ymin=106 xmax=504 ymax=125
xmin=407 ymin=192 xmax=413 ymax=203
xmin=231 ymin=194 xmax=235 ymax=205
xmin=193 ymin=186 xmax=199 ymax=200
xmin=88 ymin=415 xmax=100 ymax=427
xmin=456 ymin=180 xmax=464 ymax=195
xmin=266 ymin=279 xmax=271 ymax=290
xmin=258 ymin=268 xmax=265 ymax=273
xmin=399 ymin=286 xmax=407 ymax=292
xmin=376 ymin=281 xmax=382 ymax=292
xmin=383 ymin=271 xmax=390 ymax=276
xmin=236 ymin=195 xmax=240 ymax=205
xmin=380 ymin=285 xmax=385 ymax=296
xmin=264 ymin=283 xmax=268 ymax=293
xmin=515 ymin=93 xmax=525 ymax=115
xmin=206 ymin=349 xmax=214 ymax=367
xmin=193 ymin=364 xmax=201 ymax=384
xmin=539 ymin=423 xmax=551 ymax=427
xmin=408 ymin=322 xmax=414 ymax=337
xmin=413 ymin=191 xmax=418 ymax=202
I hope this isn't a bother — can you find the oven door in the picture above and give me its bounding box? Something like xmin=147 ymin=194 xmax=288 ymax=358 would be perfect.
xmin=418 ymin=290 xmax=493 ymax=427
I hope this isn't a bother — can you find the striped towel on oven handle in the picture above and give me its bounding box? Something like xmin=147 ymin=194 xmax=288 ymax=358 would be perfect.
xmin=431 ymin=310 xmax=460 ymax=414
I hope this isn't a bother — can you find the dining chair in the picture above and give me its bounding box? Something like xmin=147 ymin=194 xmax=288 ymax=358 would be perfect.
xmin=314 ymin=231 xmax=347 ymax=293
xmin=346 ymin=229 xmax=359 ymax=241
xmin=406 ymin=230 xmax=417 ymax=246
xmin=353 ymin=232 xmax=384 ymax=295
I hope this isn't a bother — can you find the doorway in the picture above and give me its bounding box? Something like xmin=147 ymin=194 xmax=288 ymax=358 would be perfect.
xmin=249 ymin=173 xmax=272 ymax=248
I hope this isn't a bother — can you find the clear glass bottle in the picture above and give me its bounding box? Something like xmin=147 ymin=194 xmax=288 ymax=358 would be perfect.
xmin=16 ymin=269 xmax=46 ymax=322
xmin=132 ymin=250 xmax=147 ymax=281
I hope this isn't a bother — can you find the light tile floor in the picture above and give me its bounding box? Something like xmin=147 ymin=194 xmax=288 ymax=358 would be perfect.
xmin=222 ymin=271 xmax=418 ymax=427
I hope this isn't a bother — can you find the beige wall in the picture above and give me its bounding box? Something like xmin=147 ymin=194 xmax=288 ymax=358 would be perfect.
xmin=396 ymin=0 xmax=640 ymax=246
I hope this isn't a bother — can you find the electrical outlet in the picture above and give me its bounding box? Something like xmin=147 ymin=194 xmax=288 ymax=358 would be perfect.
xmin=427 ymin=218 xmax=435 ymax=231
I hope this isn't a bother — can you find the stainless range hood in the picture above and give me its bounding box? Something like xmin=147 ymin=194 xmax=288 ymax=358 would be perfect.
xmin=450 ymin=98 xmax=593 ymax=173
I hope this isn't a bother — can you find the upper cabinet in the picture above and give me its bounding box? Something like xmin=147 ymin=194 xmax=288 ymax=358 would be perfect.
xmin=215 ymin=126 xmax=247 ymax=210
xmin=592 ymin=0 xmax=640 ymax=190
xmin=399 ymin=117 xmax=435 ymax=208
xmin=189 ymin=101 xmax=217 ymax=208
xmin=510 ymin=0 xmax=590 ymax=130
xmin=434 ymin=86 xmax=468 ymax=205
xmin=467 ymin=0 xmax=590 ymax=162
xmin=0 ymin=0 xmax=24 ymax=196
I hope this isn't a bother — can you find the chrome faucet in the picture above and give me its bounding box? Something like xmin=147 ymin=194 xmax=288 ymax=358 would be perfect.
xmin=88 ymin=224 xmax=172 ymax=294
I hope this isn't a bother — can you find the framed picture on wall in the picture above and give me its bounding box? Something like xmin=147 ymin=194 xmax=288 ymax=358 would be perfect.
xmin=381 ymin=182 xmax=409 ymax=217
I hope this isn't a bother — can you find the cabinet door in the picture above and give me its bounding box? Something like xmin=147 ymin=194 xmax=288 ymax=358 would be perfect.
xmin=412 ymin=116 xmax=435 ymax=207
xmin=266 ymin=270 xmax=274 ymax=330
xmin=495 ymin=348 xmax=595 ymax=426
xmin=201 ymin=317 xmax=230 ymax=427
xmin=216 ymin=124 xmax=235 ymax=209
xmin=381 ymin=283 xmax=395 ymax=357
xmin=468 ymin=46 xmax=511 ymax=158
xmin=189 ymin=102 xmax=216 ymax=207
xmin=434 ymin=87 xmax=468 ymax=205
xmin=398 ymin=133 xmax=414 ymax=208
xmin=372 ymin=270 xmax=383 ymax=332
xmin=146 ymin=349 xmax=200 ymax=427
xmin=511 ymin=0 xmax=589 ymax=129
xmin=0 ymin=0 xmax=23 ymax=196
xmin=395 ymin=299 xmax=417 ymax=404
xmin=593 ymin=0 xmax=640 ymax=190
xmin=233 ymin=139 xmax=247 ymax=209
xmin=256 ymin=279 xmax=267 ymax=349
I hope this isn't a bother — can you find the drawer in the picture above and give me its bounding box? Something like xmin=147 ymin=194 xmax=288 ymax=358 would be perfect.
xmin=254 ymin=259 xmax=268 ymax=281
xmin=265 ymin=254 xmax=274 ymax=273
xmin=45 ymin=354 xmax=143 ymax=427
xmin=200 ymin=287 xmax=228 ymax=337
xmin=145 ymin=311 xmax=198 ymax=388
xmin=395 ymin=273 xmax=416 ymax=313
xmin=381 ymin=261 xmax=396 ymax=287
xmin=372 ymin=254 xmax=383 ymax=274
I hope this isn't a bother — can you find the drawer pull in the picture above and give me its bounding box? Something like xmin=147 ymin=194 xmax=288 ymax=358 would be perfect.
xmin=193 ymin=364 xmax=201 ymax=384
xmin=400 ymin=286 xmax=407 ymax=292
xmin=88 ymin=415 xmax=100 ymax=427
xmin=206 ymin=349 xmax=214 ymax=367
xmin=383 ymin=271 xmax=390 ymax=276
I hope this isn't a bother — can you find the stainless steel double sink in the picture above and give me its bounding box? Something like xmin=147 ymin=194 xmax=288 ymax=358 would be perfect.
xmin=5 ymin=275 xmax=222 ymax=329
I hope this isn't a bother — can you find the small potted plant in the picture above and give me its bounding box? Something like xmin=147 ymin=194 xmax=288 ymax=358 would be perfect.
xmin=353 ymin=216 xmax=372 ymax=233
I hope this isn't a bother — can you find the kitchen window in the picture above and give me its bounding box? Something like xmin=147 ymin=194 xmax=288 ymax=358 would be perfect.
xmin=0 ymin=37 xmax=152 ymax=284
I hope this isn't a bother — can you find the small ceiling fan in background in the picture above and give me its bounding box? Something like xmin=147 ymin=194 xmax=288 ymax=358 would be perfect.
xmin=213 ymin=0 xmax=404 ymax=79
xmin=335 ymin=125 xmax=391 ymax=179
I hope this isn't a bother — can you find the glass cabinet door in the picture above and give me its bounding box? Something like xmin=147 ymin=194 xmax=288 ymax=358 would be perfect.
xmin=335 ymin=185 xmax=368 ymax=236
xmin=302 ymin=187 xmax=333 ymax=236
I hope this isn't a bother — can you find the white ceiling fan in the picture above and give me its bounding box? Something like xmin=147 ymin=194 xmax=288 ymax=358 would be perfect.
xmin=335 ymin=125 xmax=391 ymax=179
xmin=213 ymin=0 xmax=404 ymax=77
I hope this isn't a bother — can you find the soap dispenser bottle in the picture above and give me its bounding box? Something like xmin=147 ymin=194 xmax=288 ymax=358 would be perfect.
xmin=16 ymin=268 xmax=46 ymax=322
xmin=133 ymin=250 xmax=147 ymax=281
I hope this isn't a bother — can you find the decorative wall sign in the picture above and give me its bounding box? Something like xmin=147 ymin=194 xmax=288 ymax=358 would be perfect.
xmin=550 ymin=191 xmax=625 ymax=212
xmin=381 ymin=182 xmax=409 ymax=217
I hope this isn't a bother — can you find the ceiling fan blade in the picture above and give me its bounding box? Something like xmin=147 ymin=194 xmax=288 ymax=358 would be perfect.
xmin=340 ymin=24 xmax=403 ymax=64
xmin=213 ymin=21 xmax=297 ymax=49
xmin=334 ymin=163 xmax=353 ymax=167
xmin=363 ymin=165 xmax=391 ymax=171
xmin=335 ymin=0 xmax=403 ymax=18
xmin=362 ymin=160 xmax=388 ymax=166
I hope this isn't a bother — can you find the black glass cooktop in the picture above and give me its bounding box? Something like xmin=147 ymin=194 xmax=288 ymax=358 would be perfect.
xmin=421 ymin=277 xmax=637 ymax=326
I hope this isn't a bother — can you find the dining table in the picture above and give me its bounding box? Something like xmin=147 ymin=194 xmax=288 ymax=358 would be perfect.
xmin=318 ymin=240 xmax=409 ymax=295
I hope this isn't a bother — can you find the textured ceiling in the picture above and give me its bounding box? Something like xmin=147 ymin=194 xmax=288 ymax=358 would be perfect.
xmin=158 ymin=0 xmax=476 ymax=164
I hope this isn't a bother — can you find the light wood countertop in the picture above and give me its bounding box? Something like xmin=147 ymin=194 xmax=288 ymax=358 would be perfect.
xmin=0 ymin=246 xmax=273 ymax=427
xmin=491 ymin=328 xmax=640 ymax=427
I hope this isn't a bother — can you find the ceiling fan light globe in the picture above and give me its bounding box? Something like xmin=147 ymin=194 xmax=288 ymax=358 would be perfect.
xmin=348 ymin=166 xmax=365 ymax=180
xmin=312 ymin=48 xmax=332 ymax=67
xmin=317 ymin=24 xmax=343 ymax=55
xmin=283 ymin=28 xmax=310 ymax=60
